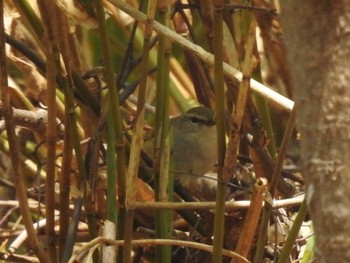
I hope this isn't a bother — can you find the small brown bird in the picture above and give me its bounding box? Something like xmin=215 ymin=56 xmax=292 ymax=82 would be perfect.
xmin=143 ymin=106 xmax=218 ymax=189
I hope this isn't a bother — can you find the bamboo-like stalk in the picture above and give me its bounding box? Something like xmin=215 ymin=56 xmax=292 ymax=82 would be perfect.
xmin=212 ymin=0 xmax=226 ymax=262
xmin=60 ymin=47 xmax=90 ymax=263
xmin=224 ymin=18 xmax=257 ymax=262
xmin=74 ymin=15 xmax=100 ymax=240
xmin=95 ymin=0 xmax=127 ymax=261
xmin=37 ymin=1 xmax=60 ymax=260
xmin=54 ymin=9 xmax=74 ymax=260
xmin=234 ymin=178 xmax=267 ymax=263
xmin=102 ymin=220 xmax=116 ymax=262
xmin=95 ymin=0 xmax=116 ymax=224
xmin=154 ymin=1 xmax=173 ymax=261
xmin=123 ymin=0 xmax=157 ymax=262
xmin=43 ymin=29 xmax=58 ymax=263
xmin=252 ymin=197 xmax=271 ymax=263
xmin=0 ymin=3 xmax=49 ymax=262
xmin=254 ymin=106 xmax=297 ymax=262
xmin=55 ymin=6 xmax=100 ymax=261
xmin=59 ymin=117 xmax=73 ymax=258
xmin=60 ymin=73 xmax=93 ymax=262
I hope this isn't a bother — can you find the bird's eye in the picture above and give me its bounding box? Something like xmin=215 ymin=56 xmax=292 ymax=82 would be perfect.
xmin=190 ymin=116 xmax=198 ymax=123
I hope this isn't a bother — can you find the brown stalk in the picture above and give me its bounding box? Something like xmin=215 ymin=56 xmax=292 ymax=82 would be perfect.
xmin=53 ymin=8 xmax=74 ymax=259
xmin=234 ymin=178 xmax=267 ymax=262
xmin=37 ymin=0 xmax=62 ymax=260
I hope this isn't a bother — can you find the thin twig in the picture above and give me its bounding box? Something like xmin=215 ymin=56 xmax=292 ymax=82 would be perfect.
xmin=68 ymin=237 xmax=250 ymax=263
xmin=133 ymin=194 xmax=304 ymax=209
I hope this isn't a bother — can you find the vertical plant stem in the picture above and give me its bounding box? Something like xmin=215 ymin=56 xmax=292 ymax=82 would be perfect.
xmin=124 ymin=1 xmax=157 ymax=262
xmin=61 ymin=67 xmax=93 ymax=262
xmin=253 ymin=200 xmax=271 ymax=263
xmin=59 ymin=117 xmax=72 ymax=258
xmin=95 ymin=0 xmax=116 ymax=225
xmin=0 ymin=2 xmax=49 ymax=262
xmin=56 ymin=7 xmax=100 ymax=261
xmin=224 ymin=18 xmax=257 ymax=262
xmin=37 ymin=0 xmax=62 ymax=260
xmin=212 ymin=0 xmax=226 ymax=262
xmin=60 ymin=54 xmax=90 ymax=263
xmin=43 ymin=32 xmax=58 ymax=263
xmin=154 ymin=1 xmax=173 ymax=262
xmin=53 ymin=9 xmax=74 ymax=260
xmin=234 ymin=178 xmax=267 ymax=263
xmin=95 ymin=0 xmax=126 ymax=260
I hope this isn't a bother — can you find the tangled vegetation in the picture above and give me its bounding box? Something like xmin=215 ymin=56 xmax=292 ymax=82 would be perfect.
xmin=0 ymin=1 xmax=310 ymax=262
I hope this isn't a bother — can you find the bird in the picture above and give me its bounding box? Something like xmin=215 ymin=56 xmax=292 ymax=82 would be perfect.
xmin=143 ymin=106 xmax=218 ymax=189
